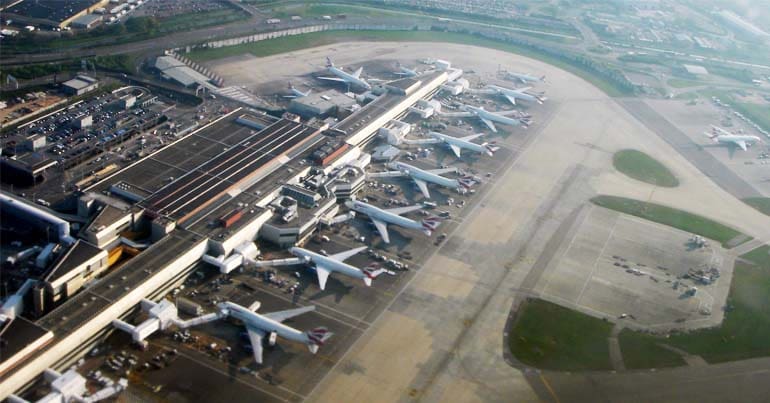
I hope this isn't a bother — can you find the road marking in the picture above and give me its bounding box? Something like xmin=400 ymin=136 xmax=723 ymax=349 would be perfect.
xmin=539 ymin=373 xmax=561 ymax=403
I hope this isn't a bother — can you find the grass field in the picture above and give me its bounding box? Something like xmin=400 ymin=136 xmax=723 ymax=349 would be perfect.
xmin=666 ymin=78 xmax=704 ymax=88
xmin=591 ymin=196 xmax=745 ymax=248
xmin=188 ymin=30 xmax=628 ymax=96
xmin=617 ymin=330 xmax=687 ymax=369
xmin=508 ymin=299 xmax=613 ymax=371
xmin=743 ymin=197 xmax=770 ymax=216
xmin=612 ymin=149 xmax=679 ymax=187
xmin=732 ymin=102 xmax=770 ymax=134
xmin=619 ymin=245 xmax=770 ymax=365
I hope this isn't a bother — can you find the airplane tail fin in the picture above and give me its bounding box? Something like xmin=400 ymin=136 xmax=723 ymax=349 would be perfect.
xmin=306 ymin=327 xmax=333 ymax=353
xmin=362 ymin=265 xmax=387 ymax=286
xmin=483 ymin=143 xmax=500 ymax=156
xmin=457 ymin=176 xmax=476 ymax=192
xmin=325 ymin=57 xmax=334 ymax=68
xmin=541 ymin=75 xmax=547 ymax=82
xmin=421 ymin=216 xmax=442 ymax=236
xmin=704 ymin=131 xmax=718 ymax=140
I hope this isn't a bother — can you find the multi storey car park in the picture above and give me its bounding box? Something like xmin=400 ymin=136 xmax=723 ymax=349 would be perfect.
xmin=143 ymin=118 xmax=321 ymax=223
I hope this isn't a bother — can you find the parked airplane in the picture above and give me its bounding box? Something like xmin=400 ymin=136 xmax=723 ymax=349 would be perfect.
xmin=283 ymin=82 xmax=311 ymax=98
xmin=288 ymin=246 xmax=386 ymax=290
xmin=217 ymin=301 xmax=332 ymax=365
xmin=503 ymin=71 xmax=546 ymax=84
xmin=427 ymin=131 xmax=499 ymax=158
xmin=345 ymin=199 xmax=440 ymax=243
xmin=706 ymin=125 xmax=761 ymax=151
xmin=441 ymin=104 xmax=531 ymax=132
xmin=394 ymin=62 xmax=418 ymax=77
xmin=478 ymin=84 xmax=546 ymax=105
xmin=370 ymin=161 xmax=475 ymax=198
xmin=316 ymin=57 xmax=372 ymax=90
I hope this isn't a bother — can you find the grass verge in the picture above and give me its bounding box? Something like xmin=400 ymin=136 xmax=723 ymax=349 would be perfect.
xmin=619 ymin=246 xmax=770 ymax=365
xmin=617 ymin=330 xmax=687 ymax=369
xmin=612 ymin=149 xmax=679 ymax=187
xmin=666 ymin=78 xmax=703 ymax=88
xmin=188 ymin=30 xmax=630 ymax=96
xmin=591 ymin=196 xmax=745 ymax=248
xmin=743 ymin=197 xmax=770 ymax=217
xmin=508 ymin=299 xmax=613 ymax=371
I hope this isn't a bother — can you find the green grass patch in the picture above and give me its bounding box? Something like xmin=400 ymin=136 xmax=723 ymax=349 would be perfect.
xmin=618 ymin=330 xmax=687 ymax=369
xmin=591 ymin=196 xmax=745 ymax=248
xmin=743 ymin=197 xmax=770 ymax=217
xmin=667 ymin=78 xmax=703 ymax=88
xmin=508 ymin=299 xmax=613 ymax=371
xmin=619 ymin=246 xmax=770 ymax=365
xmin=188 ymin=29 xmax=631 ymax=96
xmin=612 ymin=149 xmax=679 ymax=187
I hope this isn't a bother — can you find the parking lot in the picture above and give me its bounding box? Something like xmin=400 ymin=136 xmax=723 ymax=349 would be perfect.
xmin=534 ymin=205 xmax=733 ymax=332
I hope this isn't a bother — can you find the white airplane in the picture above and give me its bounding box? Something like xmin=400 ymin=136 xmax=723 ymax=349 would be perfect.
xmin=345 ymin=199 xmax=441 ymax=243
xmin=283 ymin=82 xmax=310 ymax=98
xmin=441 ymin=103 xmax=531 ymax=133
xmin=317 ymin=57 xmax=371 ymax=90
xmin=478 ymin=84 xmax=546 ymax=105
xmin=503 ymin=71 xmax=546 ymax=84
xmin=394 ymin=62 xmax=418 ymax=77
xmin=288 ymin=246 xmax=386 ymax=290
xmin=427 ymin=131 xmax=499 ymax=158
xmin=705 ymin=125 xmax=761 ymax=151
xmin=217 ymin=301 xmax=332 ymax=365
xmin=370 ymin=161 xmax=475 ymax=198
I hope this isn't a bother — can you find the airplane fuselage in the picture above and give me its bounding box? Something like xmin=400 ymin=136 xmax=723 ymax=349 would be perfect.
xmin=288 ymin=247 xmax=367 ymax=281
xmin=429 ymin=131 xmax=489 ymax=156
xmin=219 ymin=302 xmax=306 ymax=344
xmin=349 ymin=200 xmax=422 ymax=231
xmin=464 ymin=105 xmax=522 ymax=126
xmin=389 ymin=161 xmax=462 ymax=191
xmin=487 ymin=85 xmax=541 ymax=104
xmin=328 ymin=66 xmax=371 ymax=90
xmin=716 ymin=135 xmax=761 ymax=146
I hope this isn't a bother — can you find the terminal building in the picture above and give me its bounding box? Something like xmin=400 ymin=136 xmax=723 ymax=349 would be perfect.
xmin=0 ymin=69 xmax=449 ymax=398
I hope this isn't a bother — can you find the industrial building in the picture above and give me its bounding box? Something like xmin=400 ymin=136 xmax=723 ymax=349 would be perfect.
xmin=289 ymin=89 xmax=358 ymax=118
xmin=61 ymin=75 xmax=99 ymax=96
xmin=0 ymin=68 xmax=449 ymax=399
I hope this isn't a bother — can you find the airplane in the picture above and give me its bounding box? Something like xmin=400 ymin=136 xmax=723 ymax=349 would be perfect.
xmin=394 ymin=62 xmax=418 ymax=77
xmin=288 ymin=246 xmax=386 ymax=290
xmin=477 ymin=84 xmax=546 ymax=105
xmin=217 ymin=301 xmax=332 ymax=365
xmin=369 ymin=161 xmax=476 ymax=198
xmin=283 ymin=82 xmax=311 ymax=98
xmin=427 ymin=131 xmax=499 ymax=158
xmin=345 ymin=199 xmax=441 ymax=243
xmin=705 ymin=125 xmax=761 ymax=151
xmin=440 ymin=103 xmax=531 ymax=133
xmin=503 ymin=71 xmax=546 ymax=84
xmin=316 ymin=57 xmax=372 ymax=90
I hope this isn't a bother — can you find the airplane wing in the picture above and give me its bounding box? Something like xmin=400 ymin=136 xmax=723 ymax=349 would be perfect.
xmin=460 ymin=133 xmax=485 ymax=142
xmin=426 ymin=167 xmax=457 ymax=175
xmin=385 ymin=205 xmax=423 ymax=215
xmin=329 ymin=246 xmax=367 ymax=262
xmin=517 ymin=86 xmax=532 ymax=92
xmin=449 ymin=144 xmax=462 ymax=158
xmin=413 ymin=178 xmax=431 ymax=198
xmin=264 ymin=305 xmax=315 ymax=322
xmin=503 ymin=94 xmax=517 ymax=105
xmin=352 ymin=67 xmax=363 ymax=78
xmin=317 ymin=76 xmax=347 ymax=83
xmin=371 ymin=218 xmax=390 ymax=244
xmin=736 ymin=140 xmax=748 ymax=151
xmin=711 ymin=125 xmax=731 ymax=135
xmin=246 ymin=327 xmax=265 ymax=364
xmin=479 ymin=117 xmax=498 ymax=132
xmin=314 ymin=265 xmax=332 ymax=290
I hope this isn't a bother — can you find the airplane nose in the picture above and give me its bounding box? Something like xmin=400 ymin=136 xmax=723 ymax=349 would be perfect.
xmin=344 ymin=200 xmax=354 ymax=208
